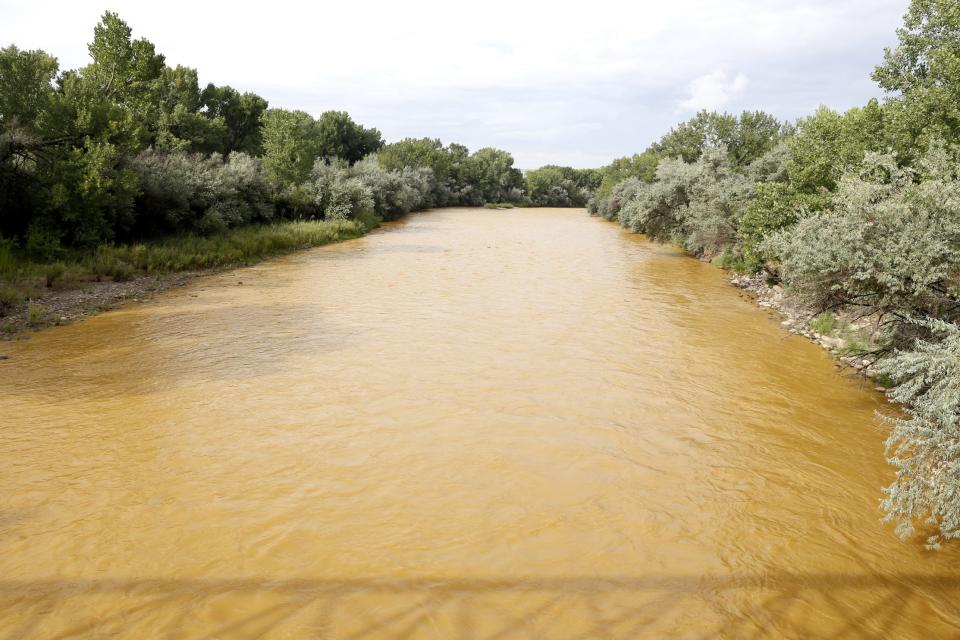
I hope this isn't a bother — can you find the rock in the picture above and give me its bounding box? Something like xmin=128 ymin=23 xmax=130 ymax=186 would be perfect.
xmin=875 ymin=386 xmax=886 ymax=392
xmin=0 ymin=355 xmax=8 ymax=360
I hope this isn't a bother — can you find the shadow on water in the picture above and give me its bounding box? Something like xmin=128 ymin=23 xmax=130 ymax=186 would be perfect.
xmin=2 ymin=574 xmax=958 ymax=639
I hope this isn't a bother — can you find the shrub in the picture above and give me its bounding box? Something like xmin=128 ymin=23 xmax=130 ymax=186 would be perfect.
xmin=764 ymin=150 xmax=960 ymax=347
xmin=128 ymin=150 xmax=273 ymax=236
xmin=876 ymin=319 xmax=960 ymax=548
xmin=0 ymin=286 xmax=19 ymax=316
xmin=739 ymin=183 xmax=826 ymax=270
xmin=44 ymin=262 xmax=65 ymax=287
xmin=679 ymin=149 xmax=754 ymax=257
xmin=26 ymin=302 xmax=44 ymax=327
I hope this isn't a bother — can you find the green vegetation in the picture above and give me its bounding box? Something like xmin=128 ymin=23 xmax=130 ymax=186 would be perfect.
xmin=89 ymin=219 xmax=367 ymax=273
xmin=588 ymin=0 xmax=960 ymax=546
xmin=26 ymin=302 xmax=44 ymax=327
xmin=3 ymin=219 xmax=365 ymax=287
xmin=0 ymin=11 xmax=554 ymax=319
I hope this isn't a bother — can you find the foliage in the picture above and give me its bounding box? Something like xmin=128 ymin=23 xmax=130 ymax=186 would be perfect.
xmin=786 ymin=102 xmax=887 ymax=193
xmin=260 ymin=109 xmax=320 ymax=186
xmin=128 ymin=150 xmax=273 ymax=236
xmin=377 ymin=138 xmax=522 ymax=207
xmin=595 ymin=151 xmax=659 ymax=201
xmin=739 ymin=182 xmax=825 ymax=270
xmin=765 ymin=150 xmax=960 ymax=345
xmin=591 ymin=177 xmax=647 ymax=221
xmin=874 ymin=0 xmax=960 ymax=160
xmin=652 ymin=110 xmax=784 ymax=167
xmin=876 ymin=319 xmax=960 ymax=548
xmin=524 ymin=165 xmax=598 ymax=207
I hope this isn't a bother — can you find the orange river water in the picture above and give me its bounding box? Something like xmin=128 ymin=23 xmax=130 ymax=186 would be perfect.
xmin=0 ymin=207 xmax=958 ymax=638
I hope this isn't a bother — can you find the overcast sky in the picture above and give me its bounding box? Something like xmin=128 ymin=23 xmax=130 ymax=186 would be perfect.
xmin=3 ymin=0 xmax=908 ymax=168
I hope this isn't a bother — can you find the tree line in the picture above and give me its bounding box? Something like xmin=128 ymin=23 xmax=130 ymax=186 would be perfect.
xmin=587 ymin=0 xmax=960 ymax=548
xmin=1 ymin=12 xmax=582 ymax=260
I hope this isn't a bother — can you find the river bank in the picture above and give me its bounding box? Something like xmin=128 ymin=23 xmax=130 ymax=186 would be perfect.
xmin=0 ymin=219 xmax=369 ymax=338
xmin=728 ymin=270 xmax=885 ymax=388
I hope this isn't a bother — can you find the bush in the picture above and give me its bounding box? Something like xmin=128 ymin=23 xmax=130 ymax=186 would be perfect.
xmin=764 ymin=150 xmax=960 ymax=346
xmin=0 ymin=286 xmax=19 ymax=316
xmin=44 ymin=262 xmax=65 ymax=287
xmin=680 ymin=149 xmax=754 ymax=257
xmin=350 ymin=156 xmax=432 ymax=220
xmin=739 ymin=183 xmax=826 ymax=270
xmin=619 ymin=157 xmax=698 ymax=241
xmin=26 ymin=302 xmax=44 ymax=327
xmin=876 ymin=319 xmax=960 ymax=548
xmin=128 ymin=150 xmax=273 ymax=236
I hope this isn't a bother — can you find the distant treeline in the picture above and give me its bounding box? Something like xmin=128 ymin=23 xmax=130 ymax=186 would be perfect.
xmin=586 ymin=0 xmax=960 ymax=548
xmin=0 ymin=12 xmax=604 ymax=260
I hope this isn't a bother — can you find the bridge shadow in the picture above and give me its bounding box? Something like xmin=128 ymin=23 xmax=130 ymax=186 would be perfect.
xmin=1 ymin=574 xmax=958 ymax=639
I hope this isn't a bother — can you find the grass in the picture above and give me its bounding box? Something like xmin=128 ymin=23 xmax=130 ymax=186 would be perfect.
xmin=88 ymin=219 xmax=367 ymax=273
xmin=810 ymin=311 xmax=873 ymax=356
xmin=0 ymin=219 xmax=370 ymax=320
xmin=711 ymin=251 xmax=753 ymax=273
xmin=26 ymin=303 xmax=44 ymax=327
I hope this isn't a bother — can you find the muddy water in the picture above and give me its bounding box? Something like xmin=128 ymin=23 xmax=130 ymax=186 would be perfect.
xmin=0 ymin=207 xmax=958 ymax=638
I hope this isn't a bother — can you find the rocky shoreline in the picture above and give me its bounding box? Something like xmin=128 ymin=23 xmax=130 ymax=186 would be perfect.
xmin=729 ymin=272 xmax=885 ymax=389
xmin=0 ymin=270 xmax=209 ymax=340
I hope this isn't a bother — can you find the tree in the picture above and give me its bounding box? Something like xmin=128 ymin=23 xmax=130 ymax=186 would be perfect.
xmin=260 ymin=108 xmax=318 ymax=186
xmin=596 ymin=151 xmax=659 ymax=201
xmin=459 ymin=147 xmax=523 ymax=204
xmin=153 ymin=66 xmax=225 ymax=152
xmin=314 ymin=110 xmax=382 ymax=164
xmin=0 ymin=46 xmax=60 ymax=240
xmin=83 ymin=11 xmax=165 ymax=145
xmin=200 ymin=84 xmax=268 ymax=156
xmin=873 ymin=0 xmax=960 ymax=157
xmin=652 ymin=110 xmax=782 ymax=168
xmin=0 ymin=46 xmax=58 ymax=131
xmin=786 ymin=102 xmax=887 ymax=193
xmin=729 ymin=110 xmax=786 ymax=168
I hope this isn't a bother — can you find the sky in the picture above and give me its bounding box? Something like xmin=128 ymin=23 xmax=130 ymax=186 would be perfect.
xmin=2 ymin=0 xmax=909 ymax=169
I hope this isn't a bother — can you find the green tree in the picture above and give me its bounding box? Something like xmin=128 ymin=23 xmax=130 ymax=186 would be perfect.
xmin=261 ymin=108 xmax=318 ymax=186
xmin=787 ymin=102 xmax=887 ymax=193
xmin=596 ymin=151 xmax=659 ymax=200
xmin=874 ymin=0 xmax=960 ymax=158
xmin=200 ymin=84 xmax=268 ymax=156
xmin=314 ymin=110 xmax=382 ymax=164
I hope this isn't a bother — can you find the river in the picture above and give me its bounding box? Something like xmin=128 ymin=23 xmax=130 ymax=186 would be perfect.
xmin=0 ymin=207 xmax=958 ymax=638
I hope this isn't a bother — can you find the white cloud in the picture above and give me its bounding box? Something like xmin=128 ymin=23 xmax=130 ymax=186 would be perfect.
xmin=679 ymin=71 xmax=749 ymax=112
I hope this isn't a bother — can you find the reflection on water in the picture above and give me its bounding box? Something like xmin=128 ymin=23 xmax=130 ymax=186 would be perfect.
xmin=1 ymin=208 xmax=958 ymax=638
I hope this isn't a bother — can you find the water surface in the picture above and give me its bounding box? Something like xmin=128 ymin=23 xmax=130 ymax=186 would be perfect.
xmin=1 ymin=207 xmax=958 ymax=638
